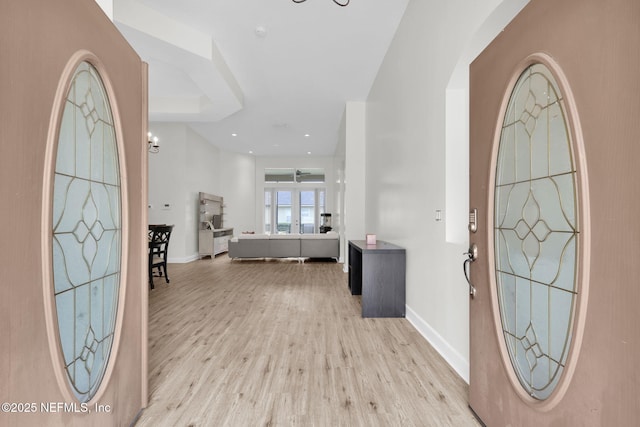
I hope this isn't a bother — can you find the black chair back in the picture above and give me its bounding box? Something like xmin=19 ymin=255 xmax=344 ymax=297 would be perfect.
xmin=149 ymin=225 xmax=174 ymax=289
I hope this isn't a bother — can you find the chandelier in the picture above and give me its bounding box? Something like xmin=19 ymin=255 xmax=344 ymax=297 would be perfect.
xmin=292 ymin=0 xmax=350 ymax=6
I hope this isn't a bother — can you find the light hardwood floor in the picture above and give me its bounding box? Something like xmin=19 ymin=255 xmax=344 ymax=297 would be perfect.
xmin=136 ymin=257 xmax=481 ymax=427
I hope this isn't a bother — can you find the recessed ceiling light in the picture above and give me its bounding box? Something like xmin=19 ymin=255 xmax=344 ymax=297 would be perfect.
xmin=249 ymin=150 xmax=253 ymax=154
xmin=307 ymin=151 xmax=312 ymax=155
xmin=304 ymin=134 xmax=310 ymax=137
xmin=231 ymin=133 xmax=237 ymax=137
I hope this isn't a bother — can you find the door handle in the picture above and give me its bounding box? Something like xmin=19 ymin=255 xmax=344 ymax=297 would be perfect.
xmin=463 ymin=244 xmax=477 ymax=298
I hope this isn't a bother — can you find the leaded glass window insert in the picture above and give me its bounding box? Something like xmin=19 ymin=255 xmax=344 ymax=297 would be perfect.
xmin=52 ymin=61 xmax=121 ymax=402
xmin=494 ymin=63 xmax=579 ymax=400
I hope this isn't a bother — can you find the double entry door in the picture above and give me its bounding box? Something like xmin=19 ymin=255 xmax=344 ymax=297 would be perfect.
xmin=265 ymin=189 xmax=325 ymax=234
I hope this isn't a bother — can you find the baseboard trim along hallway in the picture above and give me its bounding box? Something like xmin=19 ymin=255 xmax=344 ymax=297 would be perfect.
xmin=405 ymin=305 xmax=470 ymax=384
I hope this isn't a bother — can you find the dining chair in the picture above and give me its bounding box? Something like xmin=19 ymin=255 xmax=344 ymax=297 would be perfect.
xmin=148 ymin=224 xmax=174 ymax=289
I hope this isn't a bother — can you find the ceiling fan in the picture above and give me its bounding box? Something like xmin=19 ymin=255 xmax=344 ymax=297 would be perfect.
xmin=295 ymin=169 xmax=310 ymax=182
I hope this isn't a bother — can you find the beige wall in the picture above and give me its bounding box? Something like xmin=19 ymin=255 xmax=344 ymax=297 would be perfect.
xmin=0 ymin=0 xmax=146 ymax=425
xmin=333 ymin=110 xmax=347 ymax=264
xmin=147 ymin=124 xmax=340 ymax=261
xmin=148 ymin=123 xmax=221 ymax=261
xmin=363 ymin=0 xmax=527 ymax=380
xmin=343 ymin=102 xmax=367 ymax=252
xmin=147 ymin=123 xmax=256 ymax=261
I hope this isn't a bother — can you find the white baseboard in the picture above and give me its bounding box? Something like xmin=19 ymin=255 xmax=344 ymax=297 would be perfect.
xmin=168 ymin=253 xmax=200 ymax=264
xmin=405 ymin=304 xmax=469 ymax=384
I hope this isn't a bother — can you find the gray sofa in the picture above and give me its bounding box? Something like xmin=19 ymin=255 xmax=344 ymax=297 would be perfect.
xmin=228 ymin=232 xmax=339 ymax=260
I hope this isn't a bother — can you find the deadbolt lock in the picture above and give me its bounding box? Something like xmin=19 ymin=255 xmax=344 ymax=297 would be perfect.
xmin=468 ymin=208 xmax=478 ymax=233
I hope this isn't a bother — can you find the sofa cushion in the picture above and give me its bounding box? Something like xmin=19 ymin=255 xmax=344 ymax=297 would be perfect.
xmin=237 ymin=233 xmax=270 ymax=240
xmin=269 ymin=234 xmax=301 ymax=240
xmin=269 ymin=238 xmax=300 ymax=257
xmin=299 ymin=232 xmax=338 ymax=240
xmin=300 ymin=237 xmax=339 ymax=258
xmin=229 ymin=232 xmax=339 ymax=259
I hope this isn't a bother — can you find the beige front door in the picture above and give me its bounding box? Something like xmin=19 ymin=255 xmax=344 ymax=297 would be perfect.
xmin=468 ymin=0 xmax=639 ymax=425
xmin=0 ymin=1 xmax=147 ymax=426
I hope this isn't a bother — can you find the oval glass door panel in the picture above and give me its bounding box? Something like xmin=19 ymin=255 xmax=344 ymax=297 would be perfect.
xmin=52 ymin=61 xmax=121 ymax=402
xmin=494 ymin=63 xmax=578 ymax=400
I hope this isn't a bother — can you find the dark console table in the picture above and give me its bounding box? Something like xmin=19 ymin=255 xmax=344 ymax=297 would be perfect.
xmin=348 ymin=240 xmax=406 ymax=318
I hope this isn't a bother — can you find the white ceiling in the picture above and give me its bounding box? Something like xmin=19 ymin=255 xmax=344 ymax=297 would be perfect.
xmin=113 ymin=0 xmax=409 ymax=157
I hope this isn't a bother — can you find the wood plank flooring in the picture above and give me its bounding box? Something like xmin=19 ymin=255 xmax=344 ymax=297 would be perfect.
xmin=136 ymin=257 xmax=480 ymax=427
